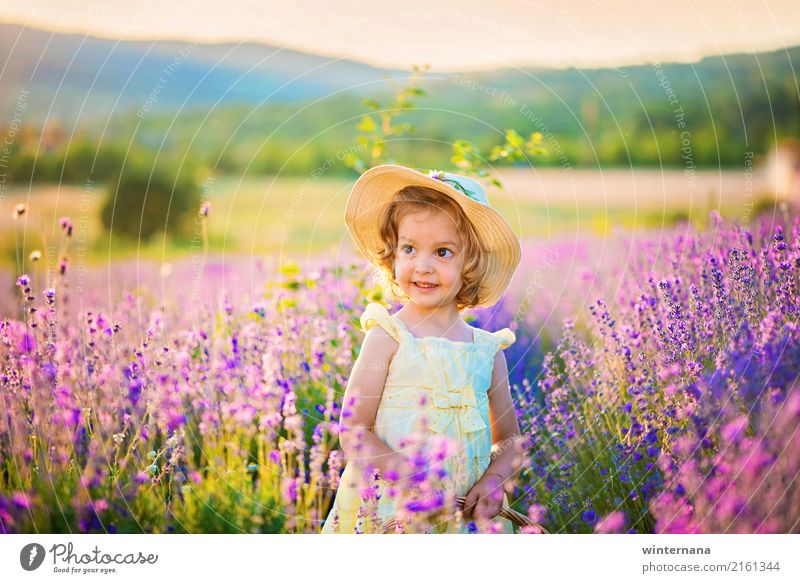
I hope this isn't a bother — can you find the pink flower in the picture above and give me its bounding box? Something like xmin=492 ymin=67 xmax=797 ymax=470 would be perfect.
xmin=11 ymin=492 xmax=31 ymax=509
xmin=595 ymin=510 xmax=627 ymax=533
xmin=526 ymin=503 xmax=546 ymax=523
xmin=721 ymin=416 xmax=749 ymax=443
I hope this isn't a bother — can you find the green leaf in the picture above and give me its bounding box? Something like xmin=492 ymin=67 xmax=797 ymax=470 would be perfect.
xmin=505 ymin=129 xmax=524 ymax=148
xmin=357 ymin=115 xmax=376 ymax=133
xmin=395 ymin=122 xmax=414 ymax=135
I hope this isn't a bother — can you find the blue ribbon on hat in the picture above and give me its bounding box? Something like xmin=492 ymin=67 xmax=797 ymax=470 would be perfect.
xmin=427 ymin=170 xmax=483 ymax=203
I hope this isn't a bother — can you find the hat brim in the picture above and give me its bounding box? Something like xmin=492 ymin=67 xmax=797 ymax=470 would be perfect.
xmin=344 ymin=165 xmax=521 ymax=308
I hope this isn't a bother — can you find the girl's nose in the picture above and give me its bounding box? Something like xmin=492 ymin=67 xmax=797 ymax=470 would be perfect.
xmin=414 ymin=262 xmax=434 ymax=274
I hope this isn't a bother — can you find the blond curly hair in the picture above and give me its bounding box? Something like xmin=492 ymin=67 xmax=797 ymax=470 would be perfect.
xmin=370 ymin=185 xmax=489 ymax=311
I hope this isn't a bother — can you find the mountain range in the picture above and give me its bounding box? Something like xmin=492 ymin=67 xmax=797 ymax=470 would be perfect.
xmin=0 ymin=21 xmax=407 ymax=122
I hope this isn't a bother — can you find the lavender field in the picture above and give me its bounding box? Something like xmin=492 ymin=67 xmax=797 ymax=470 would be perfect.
xmin=1 ymin=209 xmax=799 ymax=534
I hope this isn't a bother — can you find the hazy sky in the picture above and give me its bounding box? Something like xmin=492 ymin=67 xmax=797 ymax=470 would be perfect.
xmin=1 ymin=0 xmax=798 ymax=70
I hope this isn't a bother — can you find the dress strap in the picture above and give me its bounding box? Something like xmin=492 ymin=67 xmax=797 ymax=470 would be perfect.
xmin=359 ymin=303 xmax=403 ymax=343
xmin=489 ymin=328 xmax=516 ymax=351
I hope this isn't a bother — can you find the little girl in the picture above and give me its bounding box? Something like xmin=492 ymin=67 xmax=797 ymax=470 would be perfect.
xmin=321 ymin=164 xmax=524 ymax=534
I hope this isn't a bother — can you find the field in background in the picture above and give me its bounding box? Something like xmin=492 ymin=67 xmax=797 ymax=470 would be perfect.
xmin=0 ymin=167 xmax=773 ymax=272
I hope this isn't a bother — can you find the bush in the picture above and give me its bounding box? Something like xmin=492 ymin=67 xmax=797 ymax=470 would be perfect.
xmin=101 ymin=164 xmax=200 ymax=242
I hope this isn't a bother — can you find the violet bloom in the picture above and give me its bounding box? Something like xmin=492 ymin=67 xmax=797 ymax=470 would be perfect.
xmin=11 ymin=492 xmax=31 ymax=510
xmin=404 ymin=489 xmax=445 ymax=513
xmin=59 ymin=217 xmax=73 ymax=236
xmin=581 ymin=508 xmax=597 ymax=526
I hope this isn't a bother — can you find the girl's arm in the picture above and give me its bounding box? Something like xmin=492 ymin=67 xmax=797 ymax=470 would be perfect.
xmin=463 ymin=349 xmax=524 ymax=521
xmin=484 ymin=349 xmax=525 ymax=485
xmin=337 ymin=325 xmax=408 ymax=485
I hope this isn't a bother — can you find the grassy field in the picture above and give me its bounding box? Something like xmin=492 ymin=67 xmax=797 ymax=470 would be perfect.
xmin=0 ymin=168 xmax=774 ymax=271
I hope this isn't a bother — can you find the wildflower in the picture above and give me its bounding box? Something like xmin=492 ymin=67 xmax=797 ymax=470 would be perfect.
xmin=128 ymin=377 xmax=143 ymax=405
xmin=28 ymin=250 xmax=41 ymax=261
xmin=16 ymin=274 xmax=30 ymax=287
xmin=59 ymin=217 xmax=73 ymax=237
xmin=581 ymin=508 xmax=597 ymax=525
xmin=721 ymin=416 xmax=749 ymax=443
xmin=595 ymin=511 xmax=627 ymax=533
xmin=12 ymin=203 xmax=25 ymax=219
xmin=11 ymin=492 xmax=31 ymax=510
xmin=199 ymin=201 xmax=211 ymax=217
xmin=404 ymin=489 xmax=445 ymax=513
xmin=283 ymin=478 xmax=298 ymax=504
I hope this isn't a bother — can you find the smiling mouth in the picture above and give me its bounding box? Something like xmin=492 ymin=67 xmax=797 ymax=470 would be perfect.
xmin=414 ymin=282 xmax=439 ymax=289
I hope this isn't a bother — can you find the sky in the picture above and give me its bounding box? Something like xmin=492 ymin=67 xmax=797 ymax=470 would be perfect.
xmin=1 ymin=0 xmax=799 ymax=71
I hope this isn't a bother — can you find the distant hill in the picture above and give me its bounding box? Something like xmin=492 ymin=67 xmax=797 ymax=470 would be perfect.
xmin=0 ymin=22 xmax=407 ymax=121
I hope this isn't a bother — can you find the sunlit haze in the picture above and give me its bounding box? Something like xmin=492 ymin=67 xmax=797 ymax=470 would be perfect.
xmin=1 ymin=0 xmax=798 ymax=70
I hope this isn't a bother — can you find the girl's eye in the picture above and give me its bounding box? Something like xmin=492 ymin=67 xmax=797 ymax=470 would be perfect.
xmin=401 ymin=244 xmax=414 ymax=254
xmin=437 ymin=248 xmax=454 ymax=258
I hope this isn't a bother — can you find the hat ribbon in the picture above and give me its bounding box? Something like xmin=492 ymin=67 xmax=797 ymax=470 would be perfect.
xmin=427 ymin=170 xmax=481 ymax=203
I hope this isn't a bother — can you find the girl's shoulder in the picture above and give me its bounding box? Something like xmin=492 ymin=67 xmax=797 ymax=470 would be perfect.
xmin=473 ymin=325 xmax=517 ymax=351
xmin=359 ymin=302 xmax=404 ymax=343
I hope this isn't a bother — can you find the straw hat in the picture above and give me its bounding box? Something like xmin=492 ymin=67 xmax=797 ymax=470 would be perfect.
xmin=344 ymin=164 xmax=521 ymax=308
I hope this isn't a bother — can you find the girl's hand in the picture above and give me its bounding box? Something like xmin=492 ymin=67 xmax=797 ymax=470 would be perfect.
xmin=462 ymin=473 xmax=504 ymax=523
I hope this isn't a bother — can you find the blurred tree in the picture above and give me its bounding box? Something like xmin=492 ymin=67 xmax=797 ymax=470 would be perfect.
xmin=100 ymin=164 xmax=200 ymax=242
xmin=60 ymin=139 xmax=97 ymax=183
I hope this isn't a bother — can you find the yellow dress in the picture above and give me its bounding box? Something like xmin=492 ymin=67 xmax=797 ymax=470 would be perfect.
xmin=320 ymin=302 xmax=517 ymax=534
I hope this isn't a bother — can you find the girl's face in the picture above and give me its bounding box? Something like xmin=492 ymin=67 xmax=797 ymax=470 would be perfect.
xmin=394 ymin=208 xmax=465 ymax=309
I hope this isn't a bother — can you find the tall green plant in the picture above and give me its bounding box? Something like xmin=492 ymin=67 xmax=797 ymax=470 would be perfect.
xmin=347 ymin=66 xmax=549 ymax=187
xmin=344 ymin=65 xmax=430 ymax=173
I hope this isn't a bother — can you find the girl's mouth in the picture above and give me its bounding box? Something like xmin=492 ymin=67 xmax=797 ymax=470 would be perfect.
xmin=414 ymin=282 xmax=439 ymax=291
